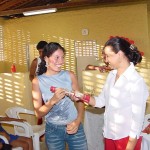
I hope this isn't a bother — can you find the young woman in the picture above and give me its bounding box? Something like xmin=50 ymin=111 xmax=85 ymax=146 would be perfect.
xmin=83 ymin=37 xmax=149 ymax=150
xmin=32 ymin=42 xmax=88 ymax=150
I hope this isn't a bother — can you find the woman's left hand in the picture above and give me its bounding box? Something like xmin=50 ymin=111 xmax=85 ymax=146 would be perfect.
xmin=66 ymin=120 xmax=80 ymax=134
xmin=125 ymin=137 xmax=138 ymax=150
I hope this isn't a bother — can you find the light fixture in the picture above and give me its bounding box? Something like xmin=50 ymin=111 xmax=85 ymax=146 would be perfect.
xmin=23 ymin=8 xmax=57 ymax=16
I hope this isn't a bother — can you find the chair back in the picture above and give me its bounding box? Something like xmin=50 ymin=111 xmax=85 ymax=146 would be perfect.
xmin=5 ymin=106 xmax=45 ymax=150
xmin=5 ymin=107 xmax=34 ymax=137
xmin=6 ymin=106 xmax=34 ymax=119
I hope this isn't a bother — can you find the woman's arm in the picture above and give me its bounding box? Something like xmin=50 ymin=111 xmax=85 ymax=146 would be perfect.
xmin=125 ymin=137 xmax=138 ymax=150
xmin=32 ymin=77 xmax=66 ymax=118
xmin=66 ymin=71 xmax=84 ymax=134
xmin=29 ymin=58 xmax=37 ymax=82
xmin=126 ymin=79 xmax=149 ymax=149
xmin=70 ymin=71 xmax=84 ymax=122
xmin=88 ymin=96 xmax=96 ymax=107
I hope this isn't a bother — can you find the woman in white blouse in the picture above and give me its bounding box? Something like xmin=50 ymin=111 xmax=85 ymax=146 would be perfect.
xmin=86 ymin=37 xmax=149 ymax=150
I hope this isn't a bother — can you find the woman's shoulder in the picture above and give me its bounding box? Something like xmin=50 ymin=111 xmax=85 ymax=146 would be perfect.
xmin=32 ymin=76 xmax=39 ymax=84
xmin=62 ymin=70 xmax=75 ymax=76
xmin=130 ymin=69 xmax=143 ymax=81
xmin=60 ymin=70 xmax=76 ymax=80
xmin=60 ymin=70 xmax=71 ymax=74
xmin=32 ymin=58 xmax=38 ymax=63
xmin=68 ymin=71 xmax=77 ymax=81
xmin=30 ymin=58 xmax=38 ymax=67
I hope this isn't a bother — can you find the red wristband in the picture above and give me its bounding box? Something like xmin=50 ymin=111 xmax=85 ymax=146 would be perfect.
xmin=82 ymin=94 xmax=90 ymax=103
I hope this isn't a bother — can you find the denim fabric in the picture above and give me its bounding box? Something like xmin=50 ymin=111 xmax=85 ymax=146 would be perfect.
xmin=38 ymin=71 xmax=78 ymax=125
xmin=45 ymin=122 xmax=88 ymax=150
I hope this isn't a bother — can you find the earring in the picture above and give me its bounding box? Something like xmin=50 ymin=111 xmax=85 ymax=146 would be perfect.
xmin=45 ymin=62 xmax=49 ymax=67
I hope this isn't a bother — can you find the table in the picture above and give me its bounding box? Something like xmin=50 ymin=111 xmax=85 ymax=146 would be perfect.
xmin=141 ymin=114 xmax=150 ymax=150
xmin=141 ymin=133 xmax=150 ymax=150
xmin=84 ymin=107 xmax=105 ymax=150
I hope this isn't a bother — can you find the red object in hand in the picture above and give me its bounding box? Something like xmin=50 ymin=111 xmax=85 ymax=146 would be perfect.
xmin=50 ymin=86 xmax=90 ymax=104
xmin=82 ymin=94 xmax=90 ymax=104
xmin=50 ymin=86 xmax=56 ymax=92
xmin=11 ymin=64 xmax=16 ymax=73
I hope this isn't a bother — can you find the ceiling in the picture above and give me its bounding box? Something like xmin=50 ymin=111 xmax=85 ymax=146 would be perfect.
xmin=0 ymin=0 xmax=145 ymax=19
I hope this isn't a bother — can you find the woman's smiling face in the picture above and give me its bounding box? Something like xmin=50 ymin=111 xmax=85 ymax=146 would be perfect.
xmin=47 ymin=48 xmax=65 ymax=72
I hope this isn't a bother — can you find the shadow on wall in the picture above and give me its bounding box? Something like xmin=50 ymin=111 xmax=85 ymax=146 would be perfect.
xmin=0 ymin=72 xmax=33 ymax=115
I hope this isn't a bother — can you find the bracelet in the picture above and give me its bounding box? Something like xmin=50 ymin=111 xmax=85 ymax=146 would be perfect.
xmin=82 ymin=94 xmax=90 ymax=104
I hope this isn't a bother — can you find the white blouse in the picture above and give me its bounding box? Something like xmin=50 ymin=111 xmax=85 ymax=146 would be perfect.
xmin=94 ymin=62 xmax=149 ymax=140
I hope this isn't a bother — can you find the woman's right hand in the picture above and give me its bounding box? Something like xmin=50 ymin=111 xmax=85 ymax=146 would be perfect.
xmin=51 ymin=88 xmax=66 ymax=105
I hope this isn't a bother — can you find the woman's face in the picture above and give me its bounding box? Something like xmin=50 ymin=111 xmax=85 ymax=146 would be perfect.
xmin=103 ymin=46 xmax=120 ymax=69
xmin=47 ymin=49 xmax=65 ymax=72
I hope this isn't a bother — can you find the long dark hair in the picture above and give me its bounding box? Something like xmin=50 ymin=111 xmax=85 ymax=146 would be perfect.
xmin=103 ymin=37 xmax=142 ymax=65
xmin=37 ymin=42 xmax=65 ymax=75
